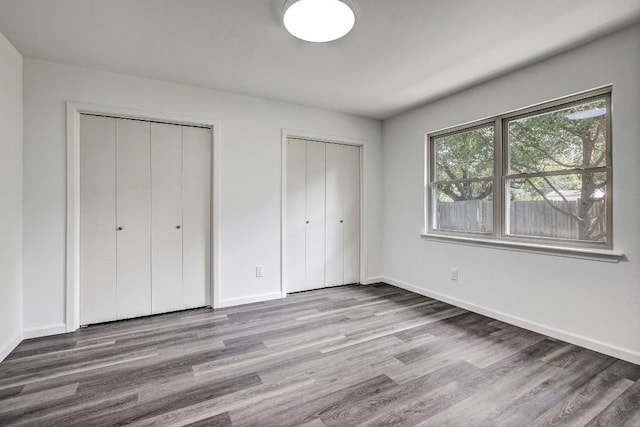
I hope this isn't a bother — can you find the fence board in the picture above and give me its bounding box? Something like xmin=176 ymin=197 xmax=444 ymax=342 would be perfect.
xmin=436 ymin=199 xmax=604 ymax=241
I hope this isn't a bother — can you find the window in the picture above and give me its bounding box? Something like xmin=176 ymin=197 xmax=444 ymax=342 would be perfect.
xmin=432 ymin=124 xmax=495 ymax=234
xmin=426 ymin=87 xmax=612 ymax=251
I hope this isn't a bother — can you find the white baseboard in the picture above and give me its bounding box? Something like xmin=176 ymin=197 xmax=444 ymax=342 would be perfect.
xmin=218 ymin=291 xmax=283 ymax=308
xmin=382 ymin=276 xmax=640 ymax=365
xmin=23 ymin=323 xmax=67 ymax=339
xmin=0 ymin=332 xmax=23 ymax=362
xmin=362 ymin=276 xmax=385 ymax=285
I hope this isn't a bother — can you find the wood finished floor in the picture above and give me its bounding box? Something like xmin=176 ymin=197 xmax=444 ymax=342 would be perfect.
xmin=1 ymin=284 xmax=639 ymax=426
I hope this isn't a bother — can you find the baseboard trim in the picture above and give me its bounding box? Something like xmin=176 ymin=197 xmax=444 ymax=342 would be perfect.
xmin=218 ymin=292 xmax=283 ymax=308
xmin=362 ymin=276 xmax=385 ymax=285
xmin=23 ymin=323 xmax=67 ymax=340
xmin=382 ymin=276 xmax=640 ymax=365
xmin=0 ymin=332 xmax=23 ymax=362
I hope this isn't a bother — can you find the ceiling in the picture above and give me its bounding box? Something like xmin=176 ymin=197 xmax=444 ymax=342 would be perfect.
xmin=0 ymin=0 xmax=638 ymax=120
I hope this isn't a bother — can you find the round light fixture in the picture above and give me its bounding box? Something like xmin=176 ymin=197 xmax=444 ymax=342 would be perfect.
xmin=283 ymin=0 xmax=356 ymax=43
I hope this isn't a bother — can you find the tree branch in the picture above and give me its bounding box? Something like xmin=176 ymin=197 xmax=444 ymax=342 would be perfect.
xmin=523 ymin=177 xmax=583 ymax=224
xmin=532 ymin=145 xmax=577 ymax=169
xmin=539 ymin=176 xmax=584 ymax=222
xmin=477 ymin=182 xmax=493 ymax=200
xmin=592 ymin=150 xmax=606 ymax=167
xmin=586 ymin=200 xmax=606 ymax=237
xmin=437 ymin=162 xmax=459 ymax=181
xmin=439 ymin=184 xmax=461 ymax=202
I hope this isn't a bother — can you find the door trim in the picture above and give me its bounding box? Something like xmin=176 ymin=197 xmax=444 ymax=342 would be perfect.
xmin=66 ymin=102 xmax=220 ymax=332
xmin=280 ymin=129 xmax=366 ymax=297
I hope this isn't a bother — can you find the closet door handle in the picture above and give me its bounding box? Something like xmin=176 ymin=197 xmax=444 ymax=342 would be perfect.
xmin=176 ymin=225 xmax=182 ymax=229
xmin=117 ymin=226 xmax=123 ymax=231
xmin=306 ymin=221 xmax=310 ymax=224
xmin=340 ymin=220 xmax=344 ymax=223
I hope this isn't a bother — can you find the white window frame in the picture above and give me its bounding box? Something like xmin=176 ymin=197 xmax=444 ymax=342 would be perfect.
xmin=423 ymin=86 xmax=623 ymax=262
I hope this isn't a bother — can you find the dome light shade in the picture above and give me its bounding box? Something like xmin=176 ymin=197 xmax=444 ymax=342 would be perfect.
xmin=283 ymin=0 xmax=356 ymax=43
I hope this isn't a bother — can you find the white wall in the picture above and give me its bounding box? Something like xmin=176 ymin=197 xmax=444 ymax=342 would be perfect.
xmin=382 ymin=24 xmax=640 ymax=363
xmin=0 ymin=32 xmax=23 ymax=361
xmin=22 ymin=59 xmax=383 ymax=334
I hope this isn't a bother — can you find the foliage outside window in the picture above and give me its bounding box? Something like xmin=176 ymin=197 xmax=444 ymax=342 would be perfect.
xmin=426 ymin=87 xmax=612 ymax=249
xmin=433 ymin=125 xmax=495 ymax=234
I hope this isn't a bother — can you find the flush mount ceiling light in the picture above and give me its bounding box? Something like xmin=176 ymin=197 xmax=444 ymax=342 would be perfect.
xmin=283 ymin=0 xmax=356 ymax=43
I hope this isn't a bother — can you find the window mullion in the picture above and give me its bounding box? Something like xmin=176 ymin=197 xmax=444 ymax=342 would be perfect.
xmin=505 ymin=167 xmax=607 ymax=180
xmin=426 ymin=135 xmax=434 ymax=232
xmin=431 ymin=176 xmax=494 ymax=185
xmin=605 ymin=94 xmax=613 ymax=248
xmin=494 ymin=118 xmax=503 ymax=239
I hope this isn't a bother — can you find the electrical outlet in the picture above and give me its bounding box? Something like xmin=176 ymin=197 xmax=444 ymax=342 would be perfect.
xmin=256 ymin=265 xmax=264 ymax=277
xmin=450 ymin=267 xmax=458 ymax=281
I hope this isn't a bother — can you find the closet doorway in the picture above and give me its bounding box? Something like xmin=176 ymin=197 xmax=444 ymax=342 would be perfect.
xmin=66 ymin=103 xmax=219 ymax=331
xmin=283 ymin=133 xmax=363 ymax=294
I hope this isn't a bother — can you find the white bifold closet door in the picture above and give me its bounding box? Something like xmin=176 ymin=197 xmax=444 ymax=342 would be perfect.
xmin=79 ymin=114 xmax=211 ymax=325
xmin=305 ymin=141 xmax=326 ymax=290
xmin=285 ymin=139 xmax=307 ymax=292
xmin=151 ymin=124 xmax=211 ymax=313
xmin=286 ymin=138 xmax=360 ymax=293
xmin=325 ymin=143 xmax=344 ymax=287
xmin=116 ymin=119 xmax=152 ymax=319
xmin=325 ymin=143 xmax=360 ymax=287
xmin=182 ymin=126 xmax=212 ymax=308
xmin=80 ymin=115 xmax=118 ymax=324
xmin=341 ymin=144 xmax=360 ymax=284
xmin=151 ymin=123 xmax=184 ymax=313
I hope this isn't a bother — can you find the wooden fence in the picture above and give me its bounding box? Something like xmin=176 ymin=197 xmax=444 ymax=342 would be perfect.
xmin=437 ymin=199 xmax=605 ymax=240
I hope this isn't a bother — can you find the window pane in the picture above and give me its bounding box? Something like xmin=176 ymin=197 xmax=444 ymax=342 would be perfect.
xmin=435 ymin=182 xmax=493 ymax=233
xmin=507 ymin=172 xmax=607 ymax=242
xmin=508 ymin=99 xmax=607 ymax=174
xmin=434 ymin=126 xmax=494 ymax=181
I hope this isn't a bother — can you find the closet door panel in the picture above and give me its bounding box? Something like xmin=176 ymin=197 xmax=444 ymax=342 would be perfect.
xmin=182 ymin=126 xmax=211 ymax=308
xmin=343 ymin=145 xmax=360 ymax=284
xmin=286 ymin=139 xmax=307 ymax=293
xmin=80 ymin=115 xmax=117 ymax=325
xmin=325 ymin=143 xmax=344 ymax=287
xmin=305 ymin=141 xmax=326 ymax=290
xmin=115 ymin=119 xmax=152 ymax=319
xmin=151 ymin=123 xmax=184 ymax=313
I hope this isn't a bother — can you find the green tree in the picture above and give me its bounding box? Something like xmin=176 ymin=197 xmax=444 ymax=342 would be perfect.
xmin=435 ymin=127 xmax=493 ymax=201
xmin=508 ymin=99 xmax=607 ymax=241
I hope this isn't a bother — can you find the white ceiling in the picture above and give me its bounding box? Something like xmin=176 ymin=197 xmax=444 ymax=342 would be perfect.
xmin=0 ymin=0 xmax=638 ymax=119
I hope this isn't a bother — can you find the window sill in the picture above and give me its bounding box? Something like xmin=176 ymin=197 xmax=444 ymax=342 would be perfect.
xmin=420 ymin=233 xmax=625 ymax=263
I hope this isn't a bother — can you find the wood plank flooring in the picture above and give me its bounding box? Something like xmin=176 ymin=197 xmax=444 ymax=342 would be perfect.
xmin=1 ymin=283 xmax=639 ymax=426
